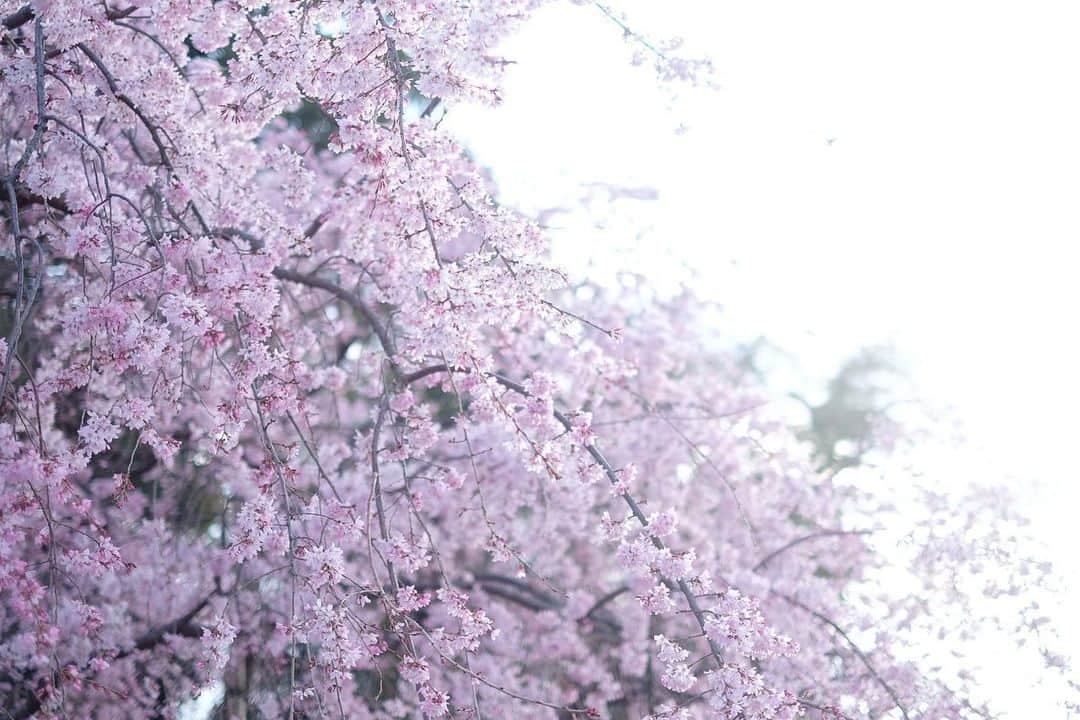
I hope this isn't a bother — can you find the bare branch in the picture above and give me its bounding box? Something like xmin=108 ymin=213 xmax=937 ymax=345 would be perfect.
xmin=1 ymin=5 xmax=32 ymax=31
xmin=754 ymin=529 xmax=873 ymax=572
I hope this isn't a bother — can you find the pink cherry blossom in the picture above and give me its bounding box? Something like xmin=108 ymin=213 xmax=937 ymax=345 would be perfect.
xmin=0 ymin=1 xmax=1070 ymax=718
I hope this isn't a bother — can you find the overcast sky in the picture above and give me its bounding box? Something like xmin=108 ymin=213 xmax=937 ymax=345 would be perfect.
xmin=447 ymin=1 xmax=1080 ymax=714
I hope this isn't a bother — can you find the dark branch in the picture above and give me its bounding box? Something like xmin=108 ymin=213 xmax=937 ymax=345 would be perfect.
xmin=2 ymin=5 xmax=32 ymax=31
xmin=77 ymin=43 xmax=175 ymax=173
xmin=1 ymin=18 xmax=47 ymax=414
xmin=778 ymin=592 xmax=912 ymax=720
xmin=272 ymin=267 xmax=397 ymax=358
xmin=753 ymin=529 xmax=873 ymax=572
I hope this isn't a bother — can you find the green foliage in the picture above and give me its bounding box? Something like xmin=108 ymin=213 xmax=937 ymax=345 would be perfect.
xmin=795 ymin=346 xmax=901 ymax=471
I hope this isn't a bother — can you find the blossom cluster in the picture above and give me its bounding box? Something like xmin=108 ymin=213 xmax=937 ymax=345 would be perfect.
xmin=0 ymin=1 xmax=1068 ymax=719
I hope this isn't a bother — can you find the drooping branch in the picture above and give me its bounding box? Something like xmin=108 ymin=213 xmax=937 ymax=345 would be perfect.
xmin=777 ymin=592 xmax=912 ymax=720
xmin=394 ymin=358 xmax=729 ymax=662
xmin=489 ymin=371 xmax=727 ymax=663
xmin=76 ymin=44 xmax=175 ymax=173
xmin=1 ymin=17 xmax=47 ymax=413
xmin=272 ymin=267 xmax=397 ymax=359
xmin=754 ymin=529 xmax=874 ymax=572
xmin=264 ymin=259 xmax=730 ymax=663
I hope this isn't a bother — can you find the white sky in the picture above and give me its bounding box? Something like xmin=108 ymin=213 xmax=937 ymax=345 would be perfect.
xmin=447 ymin=1 xmax=1080 ymax=715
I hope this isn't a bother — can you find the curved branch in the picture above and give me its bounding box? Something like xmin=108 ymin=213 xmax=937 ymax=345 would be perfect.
xmin=454 ymin=369 xmax=728 ymax=664
xmin=389 ymin=360 xmax=728 ymax=661
xmin=271 ymin=267 xmax=397 ymax=358
xmin=754 ymin=529 xmax=873 ymax=572
xmin=778 ymin=592 xmax=912 ymax=720
xmin=585 ymin=585 xmax=629 ymax=619
xmin=77 ymin=43 xmax=175 ymax=173
xmin=2 ymin=5 xmax=32 ymax=31
xmin=1 ymin=18 xmax=47 ymax=413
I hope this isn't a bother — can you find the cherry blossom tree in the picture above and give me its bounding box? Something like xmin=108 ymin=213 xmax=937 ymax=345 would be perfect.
xmin=0 ymin=2 xmax=1071 ymax=719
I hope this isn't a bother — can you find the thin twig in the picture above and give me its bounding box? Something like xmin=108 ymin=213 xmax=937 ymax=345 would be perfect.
xmin=754 ymin=529 xmax=873 ymax=572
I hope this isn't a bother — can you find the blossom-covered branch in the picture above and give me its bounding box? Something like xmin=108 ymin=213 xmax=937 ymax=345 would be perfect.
xmin=0 ymin=2 xmax=1069 ymax=719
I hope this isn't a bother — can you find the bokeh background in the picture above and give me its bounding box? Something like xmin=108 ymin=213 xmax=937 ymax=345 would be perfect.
xmin=440 ymin=1 xmax=1080 ymax=715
